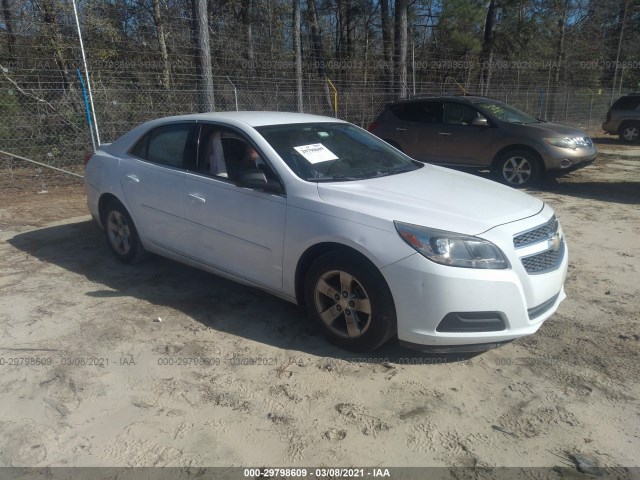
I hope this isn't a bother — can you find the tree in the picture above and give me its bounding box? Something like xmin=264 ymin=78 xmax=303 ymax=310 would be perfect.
xmin=381 ymin=0 xmax=393 ymax=92
xmin=479 ymin=0 xmax=498 ymax=94
xmin=293 ymin=0 xmax=303 ymax=112
xmin=191 ymin=0 xmax=215 ymax=112
xmin=394 ymin=0 xmax=408 ymax=98
xmin=1 ymin=0 xmax=16 ymax=62
xmin=307 ymin=0 xmax=333 ymax=112
xmin=152 ymin=0 xmax=171 ymax=89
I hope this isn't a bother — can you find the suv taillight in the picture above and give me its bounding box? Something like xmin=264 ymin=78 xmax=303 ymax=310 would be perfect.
xmin=367 ymin=121 xmax=378 ymax=132
xmin=83 ymin=152 xmax=93 ymax=167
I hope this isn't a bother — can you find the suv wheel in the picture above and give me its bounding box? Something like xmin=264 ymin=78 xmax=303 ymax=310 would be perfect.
xmin=496 ymin=149 xmax=542 ymax=188
xmin=619 ymin=123 xmax=640 ymax=143
xmin=304 ymin=251 xmax=396 ymax=352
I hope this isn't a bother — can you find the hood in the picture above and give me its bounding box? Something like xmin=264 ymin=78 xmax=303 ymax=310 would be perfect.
xmin=317 ymin=165 xmax=543 ymax=235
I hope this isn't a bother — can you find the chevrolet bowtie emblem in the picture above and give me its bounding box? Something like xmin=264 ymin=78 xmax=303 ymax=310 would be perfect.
xmin=548 ymin=233 xmax=562 ymax=251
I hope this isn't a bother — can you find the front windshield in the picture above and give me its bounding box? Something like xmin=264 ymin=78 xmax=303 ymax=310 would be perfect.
xmin=256 ymin=122 xmax=421 ymax=181
xmin=473 ymin=100 xmax=539 ymax=124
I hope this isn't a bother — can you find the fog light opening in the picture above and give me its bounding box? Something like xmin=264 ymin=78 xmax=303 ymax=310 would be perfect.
xmin=560 ymin=159 xmax=573 ymax=169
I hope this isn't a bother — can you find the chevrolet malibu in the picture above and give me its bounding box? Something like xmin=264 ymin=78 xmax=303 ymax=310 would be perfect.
xmin=84 ymin=112 xmax=568 ymax=352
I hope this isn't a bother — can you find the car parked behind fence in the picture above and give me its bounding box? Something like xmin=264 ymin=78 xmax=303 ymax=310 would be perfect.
xmin=602 ymin=93 xmax=640 ymax=143
xmin=368 ymin=95 xmax=597 ymax=188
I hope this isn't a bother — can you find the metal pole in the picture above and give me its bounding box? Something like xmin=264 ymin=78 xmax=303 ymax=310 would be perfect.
xmin=76 ymin=68 xmax=96 ymax=151
xmin=0 ymin=150 xmax=84 ymax=178
xmin=72 ymin=0 xmax=100 ymax=145
xmin=225 ymin=75 xmax=238 ymax=111
xmin=327 ymin=79 xmax=338 ymax=118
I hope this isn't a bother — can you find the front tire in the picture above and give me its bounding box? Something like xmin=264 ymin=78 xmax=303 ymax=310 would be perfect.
xmin=103 ymin=200 xmax=146 ymax=264
xmin=619 ymin=123 xmax=640 ymax=143
xmin=496 ymin=149 xmax=542 ymax=188
xmin=304 ymin=251 xmax=396 ymax=352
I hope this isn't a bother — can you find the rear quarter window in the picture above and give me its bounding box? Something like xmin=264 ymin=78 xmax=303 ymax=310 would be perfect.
xmin=129 ymin=123 xmax=192 ymax=168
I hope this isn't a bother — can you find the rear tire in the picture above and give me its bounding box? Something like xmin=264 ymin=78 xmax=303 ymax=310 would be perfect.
xmin=103 ymin=200 xmax=147 ymax=264
xmin=496 ymin=149 xmax=542 ymax=188
xmin=619 ymin=123 xmax=640 ymax=143
xmin=304 ymin=251 xmax=396 ymax=352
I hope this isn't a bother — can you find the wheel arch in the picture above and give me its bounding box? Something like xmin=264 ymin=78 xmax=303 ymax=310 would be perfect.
xmin=490 ymin=144 xmax=545 ymax=173
xmin=294 ymin=242 xmax=383 ymax=306
xmin=98 ymin=193 xmax=126 ymax=228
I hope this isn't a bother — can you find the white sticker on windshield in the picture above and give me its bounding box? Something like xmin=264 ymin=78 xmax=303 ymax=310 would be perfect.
xmin=293 ymin=143 xmax=338 ymax=164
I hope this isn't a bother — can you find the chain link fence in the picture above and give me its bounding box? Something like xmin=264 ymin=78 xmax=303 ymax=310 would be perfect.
xmin=0 ymin=61 xmax=628 ymax=190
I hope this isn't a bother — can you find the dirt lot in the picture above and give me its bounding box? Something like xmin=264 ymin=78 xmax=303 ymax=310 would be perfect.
xmin=0 ymin=138 xmax=639 ymax=472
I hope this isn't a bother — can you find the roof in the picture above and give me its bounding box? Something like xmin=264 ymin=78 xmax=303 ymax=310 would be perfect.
xmin=153 ymin=111 xmax=344 ymax=127
xmin=386 ymin=95 xmax=500 ymax=106
xmin=104 ymin=111 xmax=345 ymax=155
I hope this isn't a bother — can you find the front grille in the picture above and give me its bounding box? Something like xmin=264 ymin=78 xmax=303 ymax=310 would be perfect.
xmin=521 ymin=242 xmax=564 ymax=274
xmin=513 ymin=216 xmax=558 ymax=248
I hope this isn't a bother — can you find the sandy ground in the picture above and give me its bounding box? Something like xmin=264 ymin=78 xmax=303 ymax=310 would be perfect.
xmin=0 ymin=138 xmax=639 ymax=473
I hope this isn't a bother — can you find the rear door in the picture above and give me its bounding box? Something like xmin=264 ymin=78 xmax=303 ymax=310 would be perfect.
xmin=435 ymin=102 xmax=495 ymax=167
xmin=120 ymin=122 xmax=196 ymax=255
xmin=385 ymin=101 xmax=442 ymax=162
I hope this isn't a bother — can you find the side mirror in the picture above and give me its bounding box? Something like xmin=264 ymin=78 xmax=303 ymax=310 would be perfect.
xmin=237 ymin=170 xmax=283 ymax=194
xmin=472 ymin=117 xmax=489 ymax=127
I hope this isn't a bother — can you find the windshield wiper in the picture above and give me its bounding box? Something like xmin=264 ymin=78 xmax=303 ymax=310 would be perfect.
xmin=306 ymin=174 xmax=364 ymax=182
xmin=375 ymin=166 xmax=416 ymax=176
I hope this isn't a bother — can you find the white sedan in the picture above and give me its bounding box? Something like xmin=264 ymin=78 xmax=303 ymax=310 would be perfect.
xmin=84 ymin=112 xmax=567 ymax=352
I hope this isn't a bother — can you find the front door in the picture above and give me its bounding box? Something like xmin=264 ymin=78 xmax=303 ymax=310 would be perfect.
xmin=184 ymin=125 xmax=287 ymax=290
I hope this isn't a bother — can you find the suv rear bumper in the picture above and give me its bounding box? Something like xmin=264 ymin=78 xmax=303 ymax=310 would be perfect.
xmin=602 ymin=120 xmax=621 ymax=134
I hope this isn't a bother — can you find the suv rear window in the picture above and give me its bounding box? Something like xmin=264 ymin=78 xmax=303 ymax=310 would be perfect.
xmin=612 ymin=96 xmax=640 ymax=110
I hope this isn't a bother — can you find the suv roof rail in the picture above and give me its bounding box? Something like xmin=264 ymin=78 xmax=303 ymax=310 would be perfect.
xmin=400 ymin=92 xmax=499 ymax=101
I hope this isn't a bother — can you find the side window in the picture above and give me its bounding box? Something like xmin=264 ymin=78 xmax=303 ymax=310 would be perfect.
xmin=148 ymin=124 xmax=191 ymax=167
xmin=612 ymin=96 xmax=640 ymax=110
xmin=130 ymin=133 xmax=149 ymax=158
xmin=130 ymin=123 xmax=192 ymax=168
xmin=444 ymin=103 xmax=484 ymax=126
xmin=391 ymin=102 xmax=443 ymax=123
xmin=195 ymin=125 xmax=281 ymax=185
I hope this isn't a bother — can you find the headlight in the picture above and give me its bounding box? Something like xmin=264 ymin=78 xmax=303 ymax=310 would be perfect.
xmin=394 ymin=221 xmax=509 ymax=269
xmin=545 ymin=137 xmax=590 ymax=149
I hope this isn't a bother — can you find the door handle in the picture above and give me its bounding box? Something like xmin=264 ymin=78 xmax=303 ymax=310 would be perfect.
xmin=126 ymin=174 xmax=140 ymax=183
xmin=395 ymin=127 xmax=407 ymax=132
xmin=438 ymin=132 xmax=452 ymax=136
xmin=187 ymin=193 xmax=206 ymax=203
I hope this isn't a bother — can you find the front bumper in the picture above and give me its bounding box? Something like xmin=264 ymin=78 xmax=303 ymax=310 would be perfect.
xmin=540 ymin=144 xmax=597 ymax=173
xmin=546 ymin=157 xmax=596 ymax=176
xmin=399 ymin=339 xmax=514 ymax=354
xmin=381 ymin=209 xmax=568 ymax=348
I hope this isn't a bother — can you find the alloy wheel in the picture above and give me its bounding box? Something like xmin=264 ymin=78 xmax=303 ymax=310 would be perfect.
xmin=622 ymin=125 xmax=639 ymax=142
xmin=106 ymin=210 xmax=132 ymax=256
xmin=502 ymin=156 xmax=533 ymax=186
xmin=313 ymin=270 xmax=372 ymax=339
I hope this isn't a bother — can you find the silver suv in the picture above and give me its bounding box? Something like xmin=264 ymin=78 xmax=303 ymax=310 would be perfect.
xmin=602 ymin=93 xmax=640 ymax=142
xmin=368 ymin=96 xmax=597 ymax=188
